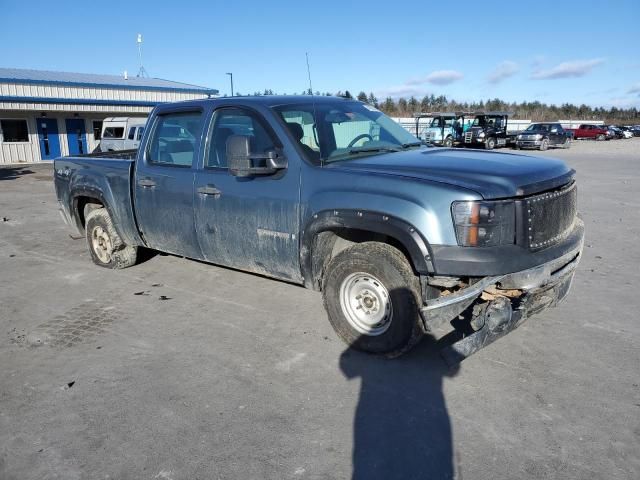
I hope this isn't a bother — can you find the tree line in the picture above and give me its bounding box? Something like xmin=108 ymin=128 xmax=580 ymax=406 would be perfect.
xmin=224 ymin=89 xmax=639 ymax=123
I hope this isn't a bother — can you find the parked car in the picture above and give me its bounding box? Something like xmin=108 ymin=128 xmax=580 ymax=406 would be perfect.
xmin=54 ymin=96 xmax=584 ymax=361
xmin=607 ymin=126 xmax=625 ymax=139
xmin=615 ymin=126 xmax=633 ymax=139
xmin=97 ymin=117 xmax=147 ymax=152
xmin=630 ymin=126 xmax=640 ymax=137
xmin=567 ymin=124 xmax=610 ymax=140
xmin=514 ymin=123 xmax=571 ymax=150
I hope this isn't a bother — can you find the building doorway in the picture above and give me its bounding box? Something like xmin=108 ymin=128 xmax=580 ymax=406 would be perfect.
xmin=65 ymin=118 xmax=87 ymax=155
xmin=35 ymin=118 xmax=61 ymax=160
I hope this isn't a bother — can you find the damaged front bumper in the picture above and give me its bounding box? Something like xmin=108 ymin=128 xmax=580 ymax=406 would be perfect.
xmin=420 ymin=246 xmax=582 ymax=365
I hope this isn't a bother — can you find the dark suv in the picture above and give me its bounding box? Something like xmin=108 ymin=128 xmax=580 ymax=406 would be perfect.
xmin=515 ymin=123 xmax=571 ymax=150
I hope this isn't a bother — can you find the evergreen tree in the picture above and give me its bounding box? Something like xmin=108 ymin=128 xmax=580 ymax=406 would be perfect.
xmin=357 ymin=91 xmax=368 ymax=102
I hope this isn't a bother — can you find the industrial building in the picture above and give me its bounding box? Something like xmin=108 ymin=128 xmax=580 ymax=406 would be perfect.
xmin=0 ymin=68 xmax=217 ymax=164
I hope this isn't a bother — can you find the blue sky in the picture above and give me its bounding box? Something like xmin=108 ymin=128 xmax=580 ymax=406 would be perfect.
xmin=2 ymin=0 xmax=639 ymax=108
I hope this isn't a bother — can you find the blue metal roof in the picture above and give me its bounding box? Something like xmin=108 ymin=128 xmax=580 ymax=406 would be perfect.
xmin=0 ymin=68 xmax=218 ymax=95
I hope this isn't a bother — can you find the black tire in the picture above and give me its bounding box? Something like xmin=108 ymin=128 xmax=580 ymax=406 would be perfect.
xmin=563 ymin=138 xmax=571 ymax=149
xmin=513 ymin=144 xmax=520 ymax=150
xmin=85 ymin=208 xmax=137 ymax=269
xmin=539 ymin=139 xmax=549 ymax=151
xmin=596 ymin=134 xmax=605 ymax=141
xmin=322 ymin=242 xmax=422 ymax=357
xmin=485 ymin=137 xmax=496 ymax=150
xmin=443 ymin=136 xmax=453 ymax=148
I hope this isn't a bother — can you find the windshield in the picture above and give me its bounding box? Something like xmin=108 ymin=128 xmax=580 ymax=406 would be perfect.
xmin=429 ymin=117 xmax=454 ymax=128
xmin=526 ymin=124 xmax=550 ymax=132
xmin=272 ymin=101 xmax=420 ymax=163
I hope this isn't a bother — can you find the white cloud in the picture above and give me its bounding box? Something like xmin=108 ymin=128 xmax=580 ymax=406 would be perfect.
xmin=628 ymin=83 xmax=640 ymax=94
xmin=424 ymin=70 xmax=464 ymax=85
xmin=487 ymin=61 xmax=519 ymax=84
xmin=374 ymin=85 xmax=431 ymax=100
xmin=531 ymin=58 xmax=605 ymax=79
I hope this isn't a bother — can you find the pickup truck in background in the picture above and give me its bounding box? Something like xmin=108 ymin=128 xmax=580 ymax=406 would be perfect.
xmin=97 ymin=117 xmax=147 ymax=152
xmin=568 ymin=124 xmax=610 ymax=141
xmin=54 ymin=96 xmax=584 ymax=363
xmin=514 ymin=122 xmax=572 ymax=150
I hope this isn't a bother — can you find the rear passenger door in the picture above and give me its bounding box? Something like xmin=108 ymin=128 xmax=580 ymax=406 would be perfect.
xmin=134 ymin=109 xmax=204 ymax=259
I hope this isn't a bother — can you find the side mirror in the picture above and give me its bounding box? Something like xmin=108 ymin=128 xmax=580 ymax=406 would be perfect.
xmin=226 ymin=135 xmax=287 ymax=177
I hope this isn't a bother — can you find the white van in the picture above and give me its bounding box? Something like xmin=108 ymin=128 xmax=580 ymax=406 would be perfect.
xmin=98 ymin=117 xmax=147 ymax=152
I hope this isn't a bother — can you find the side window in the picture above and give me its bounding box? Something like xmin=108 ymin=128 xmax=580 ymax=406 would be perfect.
xmin=128 ymin=126 xmax=136 ymax=140
xmin=206 ymin=108 xmax=277 ymax=168
xmin=136 ymin=127 xmax=144 ymax=141
xmin=147 ymin=112 xmax=202 ymax=167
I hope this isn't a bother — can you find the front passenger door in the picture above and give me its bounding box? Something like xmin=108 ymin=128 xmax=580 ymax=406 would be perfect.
xmin=194 ymin=107 xmax=302 ymax=282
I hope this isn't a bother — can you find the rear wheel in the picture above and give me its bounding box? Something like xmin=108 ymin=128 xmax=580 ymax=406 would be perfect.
xmin=85 ymin=208 xmax=137 ymax=269
xmin=322 ymin=242 xmax=422 ymax=357
xmin=596 ymin=134 xmax=605 ymax=141
xmin=563 ymin=138 xmax=571 ymax=149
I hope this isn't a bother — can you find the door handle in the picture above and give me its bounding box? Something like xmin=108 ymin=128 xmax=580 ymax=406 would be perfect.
xmin=138 ymin=178 xmax=156 ymax=188
xmin=197 ymin=185 xmax=222 ymax=197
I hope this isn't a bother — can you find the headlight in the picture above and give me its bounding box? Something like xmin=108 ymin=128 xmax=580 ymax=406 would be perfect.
xmin=452 ymin=200 xmax=515 ymax=247
xmin=517 ymin=134 xmax=523 ymax=140
xmin=478 ymin=132 xmax=486 ymax=138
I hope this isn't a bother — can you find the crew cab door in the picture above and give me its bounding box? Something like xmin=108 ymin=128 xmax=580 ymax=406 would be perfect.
xmin=134 ymin=109 xmax=204 ymax=259
xmin=193 ymin=106 xmax=302 ymax=282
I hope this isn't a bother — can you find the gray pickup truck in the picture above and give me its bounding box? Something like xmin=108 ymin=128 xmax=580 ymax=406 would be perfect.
xmin=54 ymin=96 xmax=584 ymax=362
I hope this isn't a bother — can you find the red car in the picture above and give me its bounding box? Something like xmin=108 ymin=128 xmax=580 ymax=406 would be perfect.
xmin=568 ymin=124 xmax=610 ymax=141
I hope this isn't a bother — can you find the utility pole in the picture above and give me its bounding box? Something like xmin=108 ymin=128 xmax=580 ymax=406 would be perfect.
xmin=226 ymin=72 xmax=234 ymax=97
xmin=136 ymin=34 xmax=148 ymax=78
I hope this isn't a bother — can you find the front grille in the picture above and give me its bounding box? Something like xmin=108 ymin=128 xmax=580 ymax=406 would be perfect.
xmin=525 ymin=182 xmax=577 ymax=250
xmin=464 ymin=131 xmax=473 ymax=143
xmin=424 ymin=131 xmax=435 ymax=141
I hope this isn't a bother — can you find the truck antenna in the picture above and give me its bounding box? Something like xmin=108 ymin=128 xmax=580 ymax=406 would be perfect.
xmin=137 ymin=33 xmax=149 ymax=78
xmin=306 ymin=52 xmax=322 ymax=167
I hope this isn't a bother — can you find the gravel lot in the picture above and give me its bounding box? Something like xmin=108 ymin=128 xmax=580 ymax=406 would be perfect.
xmin=1 ymin=138 xmax=639 ymax=480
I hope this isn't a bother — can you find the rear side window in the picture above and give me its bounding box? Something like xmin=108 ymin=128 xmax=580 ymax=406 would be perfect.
xmin=147 ymin=112 xmax=202 ymax=167
xmin=136 ymin=127 xmax=144 ymax=140
xmin=103 ymin=127 xmax=124 ymax=139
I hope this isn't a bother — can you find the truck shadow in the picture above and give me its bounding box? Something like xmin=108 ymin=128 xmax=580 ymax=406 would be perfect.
xmin=0 ymin=166 xmax=35 ymax=181
xmin=339 ymin=325 xmax=459 ymax=479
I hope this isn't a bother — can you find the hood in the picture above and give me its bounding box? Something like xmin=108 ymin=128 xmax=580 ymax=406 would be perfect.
xmin=325 ymin=148 xmax=574 ymax=199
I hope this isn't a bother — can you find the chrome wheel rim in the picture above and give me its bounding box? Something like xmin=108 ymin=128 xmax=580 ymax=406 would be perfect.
xmin=91 ymin=226 xmax=112 ymax=263
xmin=339 ymin=272 xmax=393 ymax=336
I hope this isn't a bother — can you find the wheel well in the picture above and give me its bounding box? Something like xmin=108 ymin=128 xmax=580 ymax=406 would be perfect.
xmin=310 ymin=228 xmax=417 ymax=291
xmin=74 ymin=196 xmax=104 ymax=230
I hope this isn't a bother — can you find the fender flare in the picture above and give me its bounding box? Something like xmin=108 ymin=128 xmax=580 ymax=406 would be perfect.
xmin=69 ymin=187 xmax=116 ymax=234
xmin=300 ymin=209 xmax=434 ymax=289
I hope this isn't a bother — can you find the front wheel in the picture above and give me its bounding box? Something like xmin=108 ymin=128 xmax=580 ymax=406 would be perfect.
xmin=85 ymin=208 xmax=137 ymax=269
xmin=322 ymin=242 xmax=422 ymax=357
xmin=485 ymin=137 xmax=496 ymax=150
xmin=443 ymin=136 xmax=453 ymax=148
xmin=539 ymin=139 xmax=549 ymax=151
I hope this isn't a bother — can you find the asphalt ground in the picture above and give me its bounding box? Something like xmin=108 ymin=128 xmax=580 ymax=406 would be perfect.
xmin=1 ymin=138 xmax=639 ymax=479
